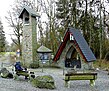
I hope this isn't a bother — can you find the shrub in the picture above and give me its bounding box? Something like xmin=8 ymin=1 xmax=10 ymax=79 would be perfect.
xmin=30 ymin=61 xmax=39 ymax=68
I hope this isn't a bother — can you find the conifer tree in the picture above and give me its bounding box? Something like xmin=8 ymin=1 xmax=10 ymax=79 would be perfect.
xmin=0 ymin=20 xmax=6 ymax=52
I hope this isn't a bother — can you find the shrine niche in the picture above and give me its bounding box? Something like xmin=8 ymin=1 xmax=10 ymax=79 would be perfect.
xmin=37 ymin=45 xmax=52 ymax=63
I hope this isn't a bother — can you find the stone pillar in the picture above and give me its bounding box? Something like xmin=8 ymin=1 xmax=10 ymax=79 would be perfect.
xmin=22 ymin=15 xmax=37 ymax=67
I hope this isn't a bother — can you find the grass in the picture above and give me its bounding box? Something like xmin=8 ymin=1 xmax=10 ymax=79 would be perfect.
xmin=93 ymin=59 xmax=109 ymax=70
xmin=0 ymin=52 xmax=16 ymax=55
xmin=0 ymin=52 xmax=6 ymax=55
xmin=9 ymin=52 xmax=16 ymax=55
xmin=0 ymin=52 xmax=16 ymax=62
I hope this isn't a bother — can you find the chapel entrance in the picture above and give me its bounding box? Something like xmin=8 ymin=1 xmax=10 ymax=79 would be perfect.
xmin=65 ymin=46 xmax=81 ymax=68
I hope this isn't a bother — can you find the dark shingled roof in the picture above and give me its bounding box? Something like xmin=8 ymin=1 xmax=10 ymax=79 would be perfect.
xmin=69 ymin=28 xmax=96 ymax=62
xmin=19 ymin=6 xmax=40 ymax=19
xmin=53 ymin=27 xmax=96 ymax=62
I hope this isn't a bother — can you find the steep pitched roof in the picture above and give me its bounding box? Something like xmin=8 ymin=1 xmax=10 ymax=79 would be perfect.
xmin=37 ymin=45 xmax=52 ymax=53
xmin=70 ymin=28 xmax=96 ymax=62
xmin=53 ymin=27 xmax=96 ymax=62
xmin=19 ymin=6 xmax=40 ymax=19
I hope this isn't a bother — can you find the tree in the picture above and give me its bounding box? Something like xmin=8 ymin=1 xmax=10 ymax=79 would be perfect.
xmin=5 ymin=0 xmax=35 ymax=54
xmin=5 ymin=6 xmax=22 ymax=53
xmin=37 ymin=0 xmax=59 ymax=54
xmin=6 ymin=0 xmax=109 ymax=59
xmin=55 ymin=0 xmax=109 ymax=59
xmin=0 ymin=19 xmax=6 ymax=52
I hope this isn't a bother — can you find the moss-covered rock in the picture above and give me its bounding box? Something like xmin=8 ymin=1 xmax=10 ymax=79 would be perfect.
xmin=0 ymin=68 xmax=13 ymax=78
xmin=31 ymin=75 xmax=55 ymax=89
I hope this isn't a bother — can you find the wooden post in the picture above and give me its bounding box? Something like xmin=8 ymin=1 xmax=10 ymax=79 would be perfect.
xmin=90 ymin=80 xmax=95 ymax=86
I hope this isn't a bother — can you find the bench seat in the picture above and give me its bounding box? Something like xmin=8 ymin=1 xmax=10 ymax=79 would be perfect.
xmin=16 ymin=71 xmax=29 ymax=77
xmin=65 ymin=73 xmax=97 ymax=87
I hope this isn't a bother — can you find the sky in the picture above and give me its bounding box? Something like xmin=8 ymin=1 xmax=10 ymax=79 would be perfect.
xmin=0 ymin=0 xmax=14 ymax=44
xmin=0 ymin=0 xmax=47 ymax=45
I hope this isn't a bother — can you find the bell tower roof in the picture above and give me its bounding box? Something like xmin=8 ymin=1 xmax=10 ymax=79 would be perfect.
xmin=19 ymin=6 xmax=40 ymax=19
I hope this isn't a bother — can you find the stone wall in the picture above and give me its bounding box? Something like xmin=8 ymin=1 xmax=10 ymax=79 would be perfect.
xmin=31 ymin=16 xmax=37 ymax=62
xmin=57 ymin=41 xmax=73 ymax=68
xmin=22 ymin=16 xmax=37 ymax=67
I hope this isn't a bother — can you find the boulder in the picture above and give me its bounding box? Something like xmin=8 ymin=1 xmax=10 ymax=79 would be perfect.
xmin=31 ymin=75 xmax=55 ymax=89
xmin=0 ymin=68 xmax=13 ymax=78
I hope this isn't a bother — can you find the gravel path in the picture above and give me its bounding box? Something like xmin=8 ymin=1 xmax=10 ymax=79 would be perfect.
xmin=32 ymin=68 xmax=109 ymax=91
xmin=0 ymin=54 xmax=109 ymax=91
xmin=0 ymin=68 xmax=109 ymax=91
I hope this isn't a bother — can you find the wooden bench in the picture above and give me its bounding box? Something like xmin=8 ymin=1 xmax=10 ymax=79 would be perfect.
xmin=14 ymin=71 xmax=29 ymax=80
xmin=65 ymin=73 xmax=97 ymax=88
xmin=14 ymin=71 xmax=35 ymax=80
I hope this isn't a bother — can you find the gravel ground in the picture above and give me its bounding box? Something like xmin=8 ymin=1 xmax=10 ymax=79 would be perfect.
xmin=0 ymin=68 xmax=109 ymax=91
xmin=0 ymin=54 xmax=109 ymax=91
